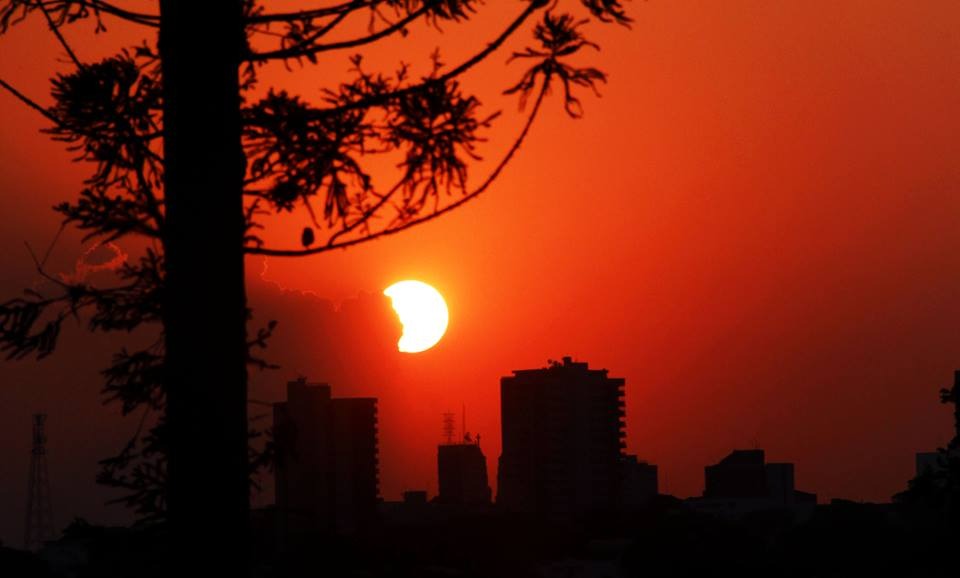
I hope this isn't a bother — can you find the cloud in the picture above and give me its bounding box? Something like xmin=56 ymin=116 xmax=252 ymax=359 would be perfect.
xmin=246 ymin=258 xmax=403 ymax=399
xmin=58 ymin=241 xmax=128 ymax=285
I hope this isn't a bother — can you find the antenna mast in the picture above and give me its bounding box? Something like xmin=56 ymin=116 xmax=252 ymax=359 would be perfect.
xmin=25 ymin=413 xmax=54 ymax=551
xmin=442 ymin=412 xmax=455 ymax=445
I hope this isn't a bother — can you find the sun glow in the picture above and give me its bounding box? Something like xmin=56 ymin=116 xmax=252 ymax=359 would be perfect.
xmin=383 ymin=280 xmax=449 ymax=353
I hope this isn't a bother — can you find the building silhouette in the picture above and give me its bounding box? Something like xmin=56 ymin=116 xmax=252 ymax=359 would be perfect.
xmin=688 ymin=449 xmax=816 ymax=518
xmin=330 ymin=397 xmax=380 ymax=531
xmin=704 ymin=449 xmax=770 ymax=499
xmin=620 ymin=455 xmax=658 ymax=508
xmin=273 ymin=378 xmax=378 ymax=535
xmin=497 ymin=357 xmax=626 ymax=515
xmin=437 ymin=436 xmax=492 ymax=505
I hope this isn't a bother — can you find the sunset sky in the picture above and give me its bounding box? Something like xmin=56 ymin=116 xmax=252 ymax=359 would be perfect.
xmin=2 ymin=1 xmax=960 ymax=546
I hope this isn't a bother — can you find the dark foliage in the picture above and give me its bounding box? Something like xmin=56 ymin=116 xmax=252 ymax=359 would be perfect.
xmin=893 ymin=379 xmax=960 ymax=531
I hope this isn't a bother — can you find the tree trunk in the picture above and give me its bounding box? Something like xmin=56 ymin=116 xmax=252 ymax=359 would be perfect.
xmin=159 ymin=1 xmax=249 ymax=573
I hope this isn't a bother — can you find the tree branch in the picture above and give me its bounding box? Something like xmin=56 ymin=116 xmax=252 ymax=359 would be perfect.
xmin=246 ymin=0 xmax=376 ymax=25
xmin=1 ymin=75 xmax=163 ymax=165
xmin=305 ymin=1 xmax=542 ymax=118
xmin=69 ymin=0 xmax=158 ymax=26
xmin=325 ymin=178 xmax=405 ymax=247
xmin=35 ymin=0 xmax=84 ymax=68
xmin=246 ymin=77 xmax=549 ymax=257
xmin=0 ymin=77 xmax=59 ymax=124
xmin=27 ymin=0 xmax=159 ymax=27
xmin=246 ymin=5 xmax=429 ymax=63
xmin=89 ymin=0 xmax=158 ymax=23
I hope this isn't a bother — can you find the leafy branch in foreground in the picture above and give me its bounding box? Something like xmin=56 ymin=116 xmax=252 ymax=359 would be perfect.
xmin=0 ymin=0 xmax=632 ymax=522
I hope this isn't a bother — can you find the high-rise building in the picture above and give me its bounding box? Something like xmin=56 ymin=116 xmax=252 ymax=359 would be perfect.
xmin=331 ymin=397 xmax=379 ymax=532
xmin=437 ymin=438 xmax=491 ymax=505
xmin=273 ymin=378 xmax=379 ymax=535
xmin=497 ymin=357 xmax=626 ymax=516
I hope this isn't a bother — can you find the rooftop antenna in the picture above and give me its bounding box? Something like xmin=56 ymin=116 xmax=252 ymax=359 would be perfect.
xmin=25 ymin=413 xmax=54 ymax=551
xmin=442 ymin=412 xmax=455 ymax=445
xmin=462 ymin=403 xmax=466 ymax=443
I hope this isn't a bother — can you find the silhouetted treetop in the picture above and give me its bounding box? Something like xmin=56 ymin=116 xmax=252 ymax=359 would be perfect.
xmin=3 ymin=1 xmax=627 ymax=259
xmin=0 ymin=0 xmax=632 ymax=528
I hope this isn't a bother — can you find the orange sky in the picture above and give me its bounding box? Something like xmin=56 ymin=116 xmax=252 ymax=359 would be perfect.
xmin=2 ymin=1 xmax=960 ymax=544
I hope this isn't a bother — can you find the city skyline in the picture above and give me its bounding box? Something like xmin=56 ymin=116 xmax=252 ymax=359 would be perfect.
xmin=1 ymin=2 xmax=959 ymax=574
xmin=262 ymin=358 xmax=953 ymax=515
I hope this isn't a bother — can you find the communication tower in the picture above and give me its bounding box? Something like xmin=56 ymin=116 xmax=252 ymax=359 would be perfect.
xmin=24 ymin=413 xmax=54 ymax=551
xmin=442 ymin=412 xmax=456 ymax=444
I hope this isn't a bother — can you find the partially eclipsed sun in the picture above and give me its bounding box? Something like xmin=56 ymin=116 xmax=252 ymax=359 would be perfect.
xmin=384 ymin=280 xmax=449 ymax=353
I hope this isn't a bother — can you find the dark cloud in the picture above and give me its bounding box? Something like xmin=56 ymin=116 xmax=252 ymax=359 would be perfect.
xmin=247 ymin=259 xmax=403 ymax=398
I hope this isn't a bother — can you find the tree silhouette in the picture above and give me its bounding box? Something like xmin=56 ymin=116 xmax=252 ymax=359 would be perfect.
xmin=942 ymin=371 xmax=960 ymax=451
xmin=0 ymin=0 xmax=630 ymax=572
xmin=894 ymin=371 xmax=960 ymax=536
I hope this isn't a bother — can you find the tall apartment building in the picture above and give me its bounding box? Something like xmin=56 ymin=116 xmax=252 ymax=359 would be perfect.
xmin=273 ymin=378 xmax=378 ymax=535
xmin=497 ymin=357 xmax=626 ymax=515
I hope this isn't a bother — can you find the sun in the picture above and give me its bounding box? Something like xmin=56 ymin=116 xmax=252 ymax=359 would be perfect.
xmin=383 ymin=280 xmax=449 ymax=353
